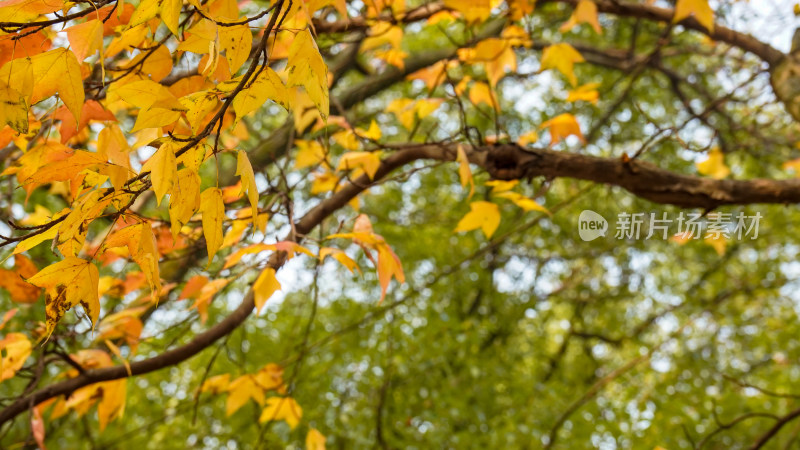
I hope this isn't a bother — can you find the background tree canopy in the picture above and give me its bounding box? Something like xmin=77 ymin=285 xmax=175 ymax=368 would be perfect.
xmin=1 ymin=0 xmax=800 ymax=448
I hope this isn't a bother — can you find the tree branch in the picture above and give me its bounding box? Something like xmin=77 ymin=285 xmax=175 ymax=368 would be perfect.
xmin=471 ymin=143 xmax=800 ymax=208
xmin=6 ymin=136 xmax=797 ymax=424
xmin=540 ymin=0 xmax=785 ymax=66
xmin=750 ymin=406 xmax=800 ymax=449
xmin=248 ymin=17 xmax=507 ymax=167
xmin=0 ymin=147 xmax=440 ymax=427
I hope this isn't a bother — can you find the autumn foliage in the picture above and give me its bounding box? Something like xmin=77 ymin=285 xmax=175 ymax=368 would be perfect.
xmin=1 ymin=0 xmax=800 ymax=447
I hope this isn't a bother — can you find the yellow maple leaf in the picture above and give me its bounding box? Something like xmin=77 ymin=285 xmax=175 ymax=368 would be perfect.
xmin=458 ymin=38 xmax=516 ymax=86
xmin=362 ymin=23 xmax=403 ymax=51
xmin=203 ymin=45 xmax=223 ymax=79
xmin=169 ymin=168 xmax=201 ymax=239
xmin=112 ymin=79 xmax=180 ymax=109
xmin=220 ymin=25 xmax=253 ymax=74
xmin=673 ymin=0 xmax=714 ymax=32
xmin=307 ymin=428 xmax=326 ymax=450
xmin=386 ymin=98 xmax=443 ymax=129
xmin=327 ymin=215 xmax=404 ymax=301
xmin=287 ymin=28 xmax=329 ymax=119
xmin=141 ymin=142 xmax=178 ymax=206
xmin=485 ymin=179 xmax=518 ymax=193
xmin=374 ymin=48 xmax=408 ymax=69
xmin=406 ymin=60 xmax=454 ymax=91
xmin=493 ymin=191 xmax=550 ymax=215
xmin=704 ymin=235 xmax=727 ymax=256
xmin=102 ymin=222 xmax=162 ymax=303
xmin=0 ymin=254 xmax=40 ymax=304
xmin=443 ymin=0 xmax=493 ymax=23
xmin=95 ymin=307 xmax=146 ymax=353
xmin=178 ymin=18 xmax=218 ymax=54
xmin=456 ymin=145 xmax=474 ymax=198
xmin=56 ymin=190 xmax=112 ymax=257
xmin=502 ymin=24 xmax=533 ymax=47
xmin=294 ymin=139 xmax=328 ymax=169
xmin=469 ymin=81 xmax=499 ymax=110
xmin=254 ymin=267 xmax=281 ymax=312
xmin=0 ymin=309 xmax=18 ymax=331
xmin=356 ymin=120 xmax=382 ymax=141
xmin=126 ymin=45 xmax=174 ymax=82
xmin=131 ymin=99 xmax=186 ymax=131
xmin=20 ymin=149 xmax=105 ymax=192
xmin=221 ymin=219 xmax=249 ymax=249
xmin=225 ymin=244 xmax=275 ymax=269
xmin=13 ymin=211 xmax=66 ymax=255
xmin=26 ymin=257 xmax=100 ymax=336
xmin=30 ymin=48 xmax=84 ymax=123
xmin=180 ymin=91 xmax=219 ymax=134
xmin=670 ymin=232 xmax=693 ymax=245
xmin=0 ymin=0 xmax=63 ymax=23
xmin=455 ymin=201 xmax=501 ymax=238
xmin=540 ymin=113 xmax=585 ymax=145
xmin=518 ymin=130 xmax=539 ymax=146
xmin=66 ymin=19 xmax=104 ymax=61
xmin=414 ymin=98 xmax=444 ymax=120
xmin=0 ymin=333 xmax=31 ymax=382
xmin=97 ymin=378 xmax=126 ymax=431
xmin=200 ymin=374 xmax=230 ymax=394
xmin=696 ymin=147 xmax=730 ymax=179
xmin=783 ymin=157 xmax=800 ymax=174
xmin=232 ymin=67 xmax=290 ymax=119
xmin=259 ymin=396 xmax=303 ymax=429
xmin=130 ymin=0 xmax=182 ymax=35
xmin=254 ymin=363 xmax=284 ymax=390
xmin=200 ymin=187 xmax=225 ymax=265
xmin=236 ymin=150 xmax=259 ymax=224
xmin=508 ymin=0 xmax=534 ymax=20
xmin=19 ymin=205 xmax=52 ymax=227
xmin=376 ymin=241 xmax=404 ymax=302
xmin=0 ymin=82 xmax=28 ymax=134
xmin=336 ymin=151 xmax=382 ymax=180
xmin=540 ymin=43 xmax=585 ymax=86
xmin=319 ymin=247 xmax=361 ymax=274
xmin=191 ymin=279 xmax=230 ymax=323
xmin=226 ymin=375 xmax=265 ymax=416
xmin=311 ymin=170 xmax=339 ymax=194
xmin=106 ymin=23 xmax=150 ymax=57
xmin=98 ymin=124 xmax=133 ymax=183
xmin=567 ymin=82 xmax=601 ymax=104
xmin=333 ymin=129 xmax=359 ymax=150
xmin=560 ymin=0 xmax=602 ymax=34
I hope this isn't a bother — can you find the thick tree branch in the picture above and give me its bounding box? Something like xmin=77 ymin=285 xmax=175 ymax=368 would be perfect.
xmin=5 ymin=136 xmax=799 ymax=424
xmin=473 ymin=144 xmax=800 ymax=208
xmin=0 ymin=147 xmax=437 ymax=427
xmin=541 ymin=0 xmax=785 ymax=66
